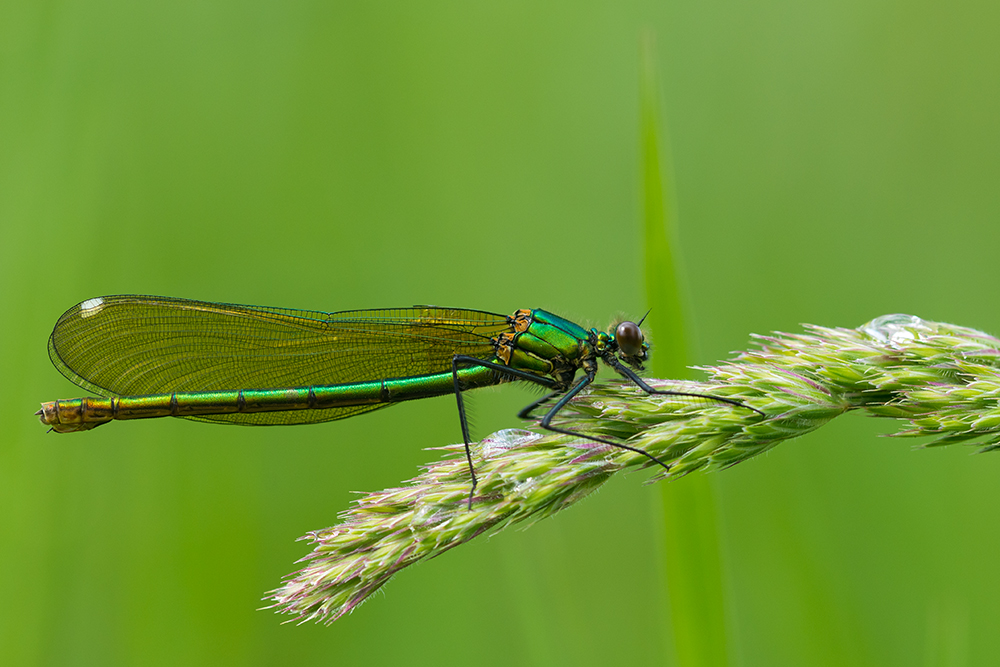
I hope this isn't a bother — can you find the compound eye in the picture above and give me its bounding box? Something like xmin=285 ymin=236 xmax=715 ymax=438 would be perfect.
xmin=615 ymin=321 xmax=644 ymax=357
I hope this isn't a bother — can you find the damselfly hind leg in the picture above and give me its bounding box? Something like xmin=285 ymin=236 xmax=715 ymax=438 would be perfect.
xmin=450 ymin=355 xmax=559 ymax=509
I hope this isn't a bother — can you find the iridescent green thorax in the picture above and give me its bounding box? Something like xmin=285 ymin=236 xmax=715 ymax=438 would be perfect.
xmin=492 ymin=308 xmax=598 ymax=389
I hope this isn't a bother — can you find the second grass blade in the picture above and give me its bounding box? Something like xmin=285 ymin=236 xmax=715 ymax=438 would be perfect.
xmin=640 ymin=31 xmax=731 ymax=667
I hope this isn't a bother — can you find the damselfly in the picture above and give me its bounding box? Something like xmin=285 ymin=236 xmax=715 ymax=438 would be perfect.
xmin=38 ymin=296 xmax=763 ymax=506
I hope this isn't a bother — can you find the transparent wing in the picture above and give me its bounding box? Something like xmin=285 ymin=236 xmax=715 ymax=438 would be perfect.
xmin=48 ymin=295 xmax=509 ymax=425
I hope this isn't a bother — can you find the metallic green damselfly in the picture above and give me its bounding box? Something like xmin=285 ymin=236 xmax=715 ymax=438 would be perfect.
xmin=38 ymin=296 xmax=763 ymax=506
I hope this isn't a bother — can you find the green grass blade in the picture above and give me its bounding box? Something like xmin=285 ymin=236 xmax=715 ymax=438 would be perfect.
xmin=640 ymin=31 xmax=730 ymax=667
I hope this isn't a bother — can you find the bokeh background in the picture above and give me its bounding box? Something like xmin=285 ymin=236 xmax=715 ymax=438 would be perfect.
xmin=3 ymin=1 xmax=999 ymax=665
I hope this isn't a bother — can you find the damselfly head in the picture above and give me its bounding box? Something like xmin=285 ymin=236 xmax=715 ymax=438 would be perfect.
xmin=614 ymin=320 xmax=649 ymax=368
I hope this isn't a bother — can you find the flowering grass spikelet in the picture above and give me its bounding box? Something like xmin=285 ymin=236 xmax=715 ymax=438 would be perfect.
xmin=267 ymin=314 xmax=1000 ymax=623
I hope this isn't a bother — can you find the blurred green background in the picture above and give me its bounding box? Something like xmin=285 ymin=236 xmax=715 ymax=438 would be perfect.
xmin=2 ymin=1 xmax=999 ymax=665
